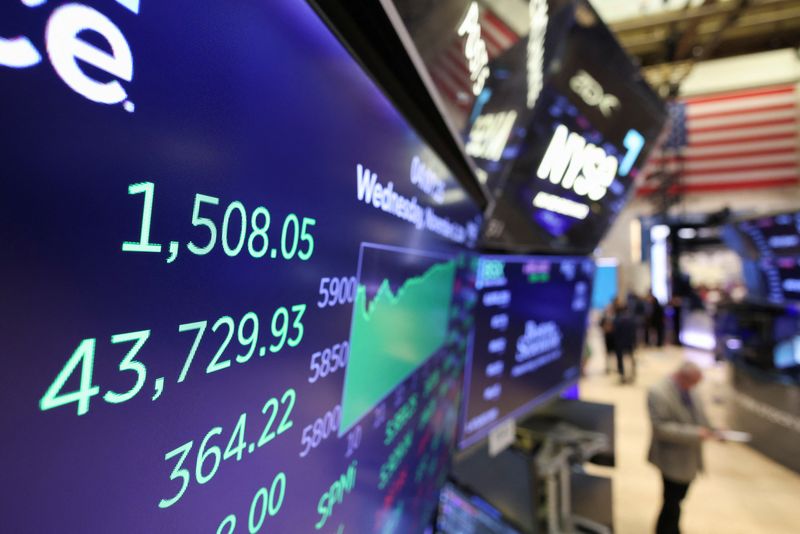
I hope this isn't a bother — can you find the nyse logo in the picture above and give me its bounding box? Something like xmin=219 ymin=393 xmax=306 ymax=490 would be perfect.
xmin=569 ymin=70 xmax=620 ymax=117
xmin=0 ymin=1 xmax=139 ymax=111
xmin=537 ymin=124 xmax=618 ymax=201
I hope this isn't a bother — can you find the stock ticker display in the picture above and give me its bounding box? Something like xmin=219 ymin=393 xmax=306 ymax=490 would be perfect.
xmin=0 ymin=0 xmax=483 ymax=532
xmin=460 ymin=256 xmax=594 ymax=448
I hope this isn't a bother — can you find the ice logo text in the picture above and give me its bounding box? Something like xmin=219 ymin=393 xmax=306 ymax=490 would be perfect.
xmin=0 ymin=1 xmax=139 ymax=111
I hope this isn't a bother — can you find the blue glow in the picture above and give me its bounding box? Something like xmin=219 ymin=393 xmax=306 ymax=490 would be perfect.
xmin=619 ymin=129 xmax=644 ymax=176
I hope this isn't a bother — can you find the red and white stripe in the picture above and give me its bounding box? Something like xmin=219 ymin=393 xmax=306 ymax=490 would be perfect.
xmin=428 ymin=8 xmax=519 ymax=114
xmin=641 ymin=84 xmax=799 ymax=194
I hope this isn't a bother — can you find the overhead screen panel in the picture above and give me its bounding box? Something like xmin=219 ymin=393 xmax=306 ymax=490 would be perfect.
xmin=0 ymin=1 xmax=482 ymax=532
xmin=723 ymin=212 xmax=800 ymax=304
xmin=732 ymin=212 xmax=800 ymax=259
xmin=383 ymin=0 xmax=666 ymax=253
xmin=460 ymin=255 xmax=594 ymax=448
xmin=750 ymin=257 xmax=800 ymax=305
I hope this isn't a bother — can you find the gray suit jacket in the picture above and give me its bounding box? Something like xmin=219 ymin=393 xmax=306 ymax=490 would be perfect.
xmin=647 ymin=377 xmax=711 ymax=483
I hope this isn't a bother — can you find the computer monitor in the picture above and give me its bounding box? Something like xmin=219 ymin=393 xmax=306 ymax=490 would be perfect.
xmin=747 ymin=257 xmax=800 ymax=305
xmin=732 ymin=212 xmax=800 ymax=259
xmin=459 ymin=255 xmax=594 ymax=448
xmin=437 ymin=481 xmax=523 ymax=534
xmin=0 ymin=0 xmax=482 ymax=531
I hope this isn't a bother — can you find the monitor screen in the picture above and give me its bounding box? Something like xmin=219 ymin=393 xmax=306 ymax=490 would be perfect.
xmin=0 ymin=0 xmax=482 ymax=532
xmin=437 ymin=482 xmax=522 ymax=534
xmin=774 ymin=337 xmax=800 ymax=370
xmin=459 ymin=255 xmax=593 ymax=448
xmin=733 ymin=212 xmax=800 ymax=259
xmin=382 ymin=0 xmax=665 ymax=253
xmin=591 ymin=260 xmax=618 ymax=310
xmin=748 ymin=257 xmax=800 ymax=305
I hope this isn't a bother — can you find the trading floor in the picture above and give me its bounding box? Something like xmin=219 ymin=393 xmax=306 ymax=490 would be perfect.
xmin=580 ymin=328 xmax=800 ymax=534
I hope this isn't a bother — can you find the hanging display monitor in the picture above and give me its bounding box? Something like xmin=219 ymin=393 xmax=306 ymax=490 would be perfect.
xmin=751 ymin=257 xmax=800 ymax=305
xmin=382 ymin=0 xmax=666 ymax=253
xmin=382 ymin=0 xmax=563 ymax=190
xmin=459 ymin=255 xmax=594 ymax=448
xmin=480 ymin=0 xmax=665 ymax=253
xmin=0 ymin=0 xmax=482 ymax=532
xmin=733 ymin=212 xmax=800 ymax=259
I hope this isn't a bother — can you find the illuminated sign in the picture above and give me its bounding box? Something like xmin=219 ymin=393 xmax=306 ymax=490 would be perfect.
xmin=526 ymin=0 xmax=548 ymax=109
xmin=536 ymin=124 xmax=618 ymax=201
xmin=536 ymin=124 xmax=646 ymax=204
xmin=0 ymin=1 xmax=138 ymax=110
xmin=465 ymin=110 xmax=517 ymax=161
xmin=532 ymin=191 xmax=589 ymax=220
xmin=457 ymin=2 xmax=490 ymax=96
xmin=569 ymin=70 xmax=620 ymax=117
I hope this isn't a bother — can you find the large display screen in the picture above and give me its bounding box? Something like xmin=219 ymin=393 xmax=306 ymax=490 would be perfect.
xmin=733 ymin=212 xmax=800 ymax=259
xmin=459 ymin=255 xmax=593 ymax=448
xmin=382 ymin=0 xmax=665 ymax=253
xmin=758 ymin=257 xmax=800 ymax=304
xmin=0 ymin=1 xmax=482 ymax=532
xmin=437 ymin=482 xmax=521 ymax=534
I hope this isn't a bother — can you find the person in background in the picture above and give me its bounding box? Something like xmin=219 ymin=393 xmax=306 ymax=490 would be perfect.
xmin=599 ymin=304 xmax=616 ymax=374
xmin=669 ymin=295 xmax=684 ymax=346
xmin=648 ymin=293 xmax=665 ymax=347
xmin=648 ymin=362 xmax=719 ymax=534
xmin=612 ymin=300 xmax=637 ymax=383
xmin=632 ymin=293 xmax=648 ymax=347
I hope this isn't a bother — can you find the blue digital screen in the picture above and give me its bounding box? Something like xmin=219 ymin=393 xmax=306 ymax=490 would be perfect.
xmin=0 ymin=1 xmax=482 ymax=532
xmin=459 ymin=255 xmax=594 ymax=448
xmin=774 ymin=337 xmax=800 ymax=370
xmin=437 ymin=482 xmax=521 ymax=534
xmin=733 ymin=212 xmax=800 ymax=259
xmin=591 ymin=263 xmax=618 ymax=309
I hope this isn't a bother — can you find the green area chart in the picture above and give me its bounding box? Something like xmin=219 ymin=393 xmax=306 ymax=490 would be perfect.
xmin=340 ymin=259 xmax=456 ymax=433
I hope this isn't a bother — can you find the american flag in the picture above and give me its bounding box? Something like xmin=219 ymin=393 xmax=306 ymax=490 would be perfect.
xmin=427 ymin=8 xmax=519 ymax=116
xmin=640 ymin=83 xmax=799 ymax=193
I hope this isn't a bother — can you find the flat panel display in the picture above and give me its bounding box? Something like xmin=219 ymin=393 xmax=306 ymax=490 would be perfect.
xmin=0 ymin=1 xmax=482 ymax=532
xmin=774 ymin=336 xmax=800 ymax=370
xmin=744 ymin=257 xmax=800 ymax=305
xmin=436 ymin=482 xmax=521 ymax=534
xmin=382 ymin=0 xmax=665 ymax=253
xmin=734 ymin=212 xmax=800 ymax=259
xmin=591 ymin=260 xmax=618 ymax=310
xmin=459 ymin=255 xmax=593 ymax=448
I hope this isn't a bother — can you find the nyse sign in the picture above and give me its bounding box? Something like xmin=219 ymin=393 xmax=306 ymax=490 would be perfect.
xmin=536 ymin=124 xmax=619 ymax=202
xmin=533 ymin=124 xmax=645 ymax=219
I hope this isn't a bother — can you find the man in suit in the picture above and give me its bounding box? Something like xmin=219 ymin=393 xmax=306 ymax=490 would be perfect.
xmin=647 ymin=362 xmax=717 ymax=534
